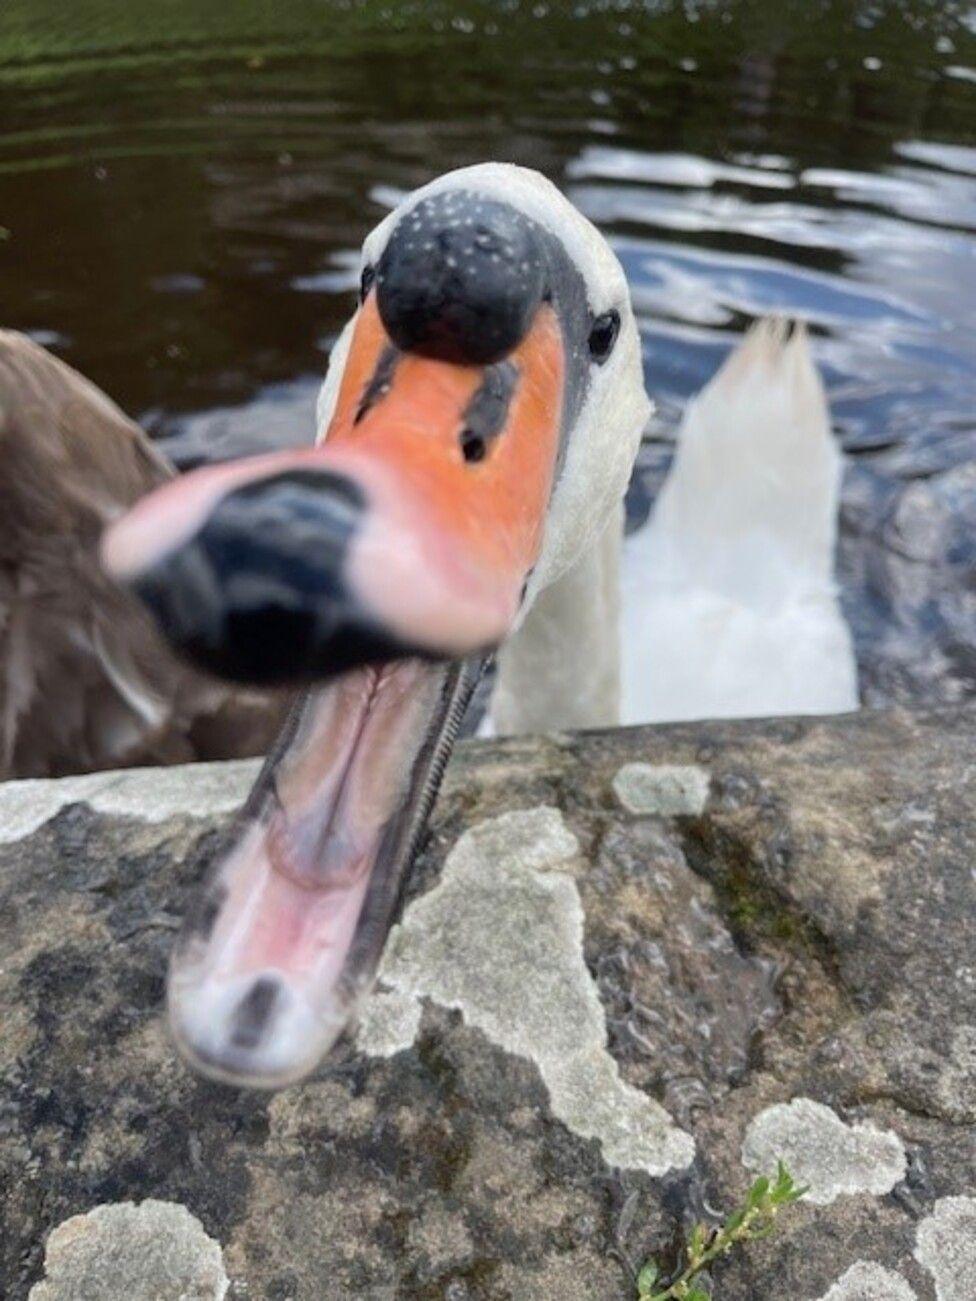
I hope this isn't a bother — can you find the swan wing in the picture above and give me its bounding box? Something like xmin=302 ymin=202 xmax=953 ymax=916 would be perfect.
xmin=0 ymin=332 xmax=282 ymax=777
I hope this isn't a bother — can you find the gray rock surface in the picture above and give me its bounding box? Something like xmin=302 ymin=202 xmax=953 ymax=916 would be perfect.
xmin=611 ymin=763 xmax=710 ymax=816
xmin=913 ymin=1196 xmax=976 ymax=1301
xmin=0 ymin=706 xmax=974 ymax=1299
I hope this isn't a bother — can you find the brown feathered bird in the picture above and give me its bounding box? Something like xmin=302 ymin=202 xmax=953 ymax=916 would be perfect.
xmin=0 ymin=331 xmax=285 ymax=779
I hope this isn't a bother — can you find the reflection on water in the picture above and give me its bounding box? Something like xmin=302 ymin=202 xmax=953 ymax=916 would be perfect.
xmin=1 ymin=0 xmax=974 ymax=706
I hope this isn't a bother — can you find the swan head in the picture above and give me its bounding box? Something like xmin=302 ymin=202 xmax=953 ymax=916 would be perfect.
xmin=318 ymin=162 xmax=650 ymax=635
xmin=104 ymin=163 xmax=649 ymax=679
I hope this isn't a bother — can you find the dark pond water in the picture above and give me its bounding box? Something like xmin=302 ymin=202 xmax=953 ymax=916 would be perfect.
xmin=1 ymin=0 xmax=975 ymax=707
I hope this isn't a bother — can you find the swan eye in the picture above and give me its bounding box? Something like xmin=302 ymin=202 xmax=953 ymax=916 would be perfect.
xmin=588 ymin=309 xmax=620 ymax=364
xmin=359 ymin=264 xmax=376 ymax=302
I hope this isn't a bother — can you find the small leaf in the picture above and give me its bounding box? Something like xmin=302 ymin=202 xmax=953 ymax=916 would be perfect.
xmin=723 ymin=1208 xmax=746 ymax=1234
xmin=747 ymin=1175 xmax=770 ymax=1207
xmin=687 ymin=1290 xmax=710 ymax=1301
xmin=636 ymin=1260 xmax=659 ymax=1295
xmin=772 ymin=1184 xmax=805 ymax=1207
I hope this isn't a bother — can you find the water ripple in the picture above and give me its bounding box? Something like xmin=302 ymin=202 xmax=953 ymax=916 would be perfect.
xmin=0 ymin=0 xmax=973 ymax=708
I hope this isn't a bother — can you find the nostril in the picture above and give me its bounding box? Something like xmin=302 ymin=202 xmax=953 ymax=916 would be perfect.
xmin=460 ymin=430 xmax=487 ymax=463
xmin=457 ymin=360 xmax=518 ymax=467
xmin=230 ymin=976 xmax=281 ymax=1051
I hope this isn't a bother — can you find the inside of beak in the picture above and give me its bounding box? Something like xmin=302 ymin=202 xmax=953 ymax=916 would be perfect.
xmin=169 ymin=657 xmax=481 ymax=1088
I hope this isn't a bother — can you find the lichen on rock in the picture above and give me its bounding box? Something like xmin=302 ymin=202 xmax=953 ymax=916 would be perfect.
xmin=914 ymin=1196 xmax=976 ymax=1301
xmin=367 ymin=806 xmax=695 ymax=1177
xmin=741 ymin=1097 xmax=906 ymax=1206
xmin=28 ymin=1199 xmax=228 ymax=1301
xmin=612 ymin=762 xmax=710 ymax=816
xmin=815 ymin=1261 xmax=916 ymax=1301
xmin=0 ymin=705 xmax=973 ymax=1298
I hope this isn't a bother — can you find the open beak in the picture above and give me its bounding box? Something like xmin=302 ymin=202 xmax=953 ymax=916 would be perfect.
xmin=102 ymin=292 xmax=565 ymax=1087
xmin=167 ymin=656 xmax=481 ymax=1086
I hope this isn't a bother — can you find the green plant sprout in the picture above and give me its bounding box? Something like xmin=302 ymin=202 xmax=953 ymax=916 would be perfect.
xmin=636 ymin=1162 xmax=807 ymax=1300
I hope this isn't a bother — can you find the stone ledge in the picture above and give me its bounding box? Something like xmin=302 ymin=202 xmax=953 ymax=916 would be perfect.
xmin=1 ymin=705 xmax=974 ymax=1299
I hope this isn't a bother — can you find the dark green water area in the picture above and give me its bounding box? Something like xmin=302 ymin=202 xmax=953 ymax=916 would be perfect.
xmin=1 ymin=1 xmax=974 ymax=703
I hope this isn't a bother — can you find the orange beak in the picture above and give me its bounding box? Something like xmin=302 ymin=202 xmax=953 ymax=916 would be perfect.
xmin=102 ymin=291 xmax=565 ymax=682
xmin=98 ymin=170 xmax=619 ymax=1089
xmin=322 ymin=291 xmax=565 ymax=652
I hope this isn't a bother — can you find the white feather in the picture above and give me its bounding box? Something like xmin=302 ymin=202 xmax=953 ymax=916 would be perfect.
xmin=622 ymin=319 xmax=858 ymax=724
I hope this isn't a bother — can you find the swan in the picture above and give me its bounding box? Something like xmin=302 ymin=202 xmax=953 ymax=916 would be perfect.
xmin=100 ymin=162 xmax=650 ymax=1087
xmin=1 ymin=163 xmax=855 ymax=1089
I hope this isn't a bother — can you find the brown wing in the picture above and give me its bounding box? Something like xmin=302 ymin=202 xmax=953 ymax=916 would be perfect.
xmin=0 ymin=331 xmax=285 ymax=779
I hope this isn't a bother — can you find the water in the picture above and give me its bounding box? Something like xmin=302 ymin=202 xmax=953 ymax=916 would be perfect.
xmin=1 ymin=0 xmax=974 ymax=707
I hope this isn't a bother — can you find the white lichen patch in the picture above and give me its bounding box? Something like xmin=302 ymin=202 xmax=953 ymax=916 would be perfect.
xmin=936 ymin=1023 xmax=976 ymax=1122
xmin=741 ymin=1097 xmax=906 ymax=1206
xmin=362 ymin=806 xmax=695 ymax=1176
xmin=29 ymin=1199 xmax=228 ymax=1300
xmin=0 ymin=759 xmax=260 ymax=844
xmin=815 ymin=1262 xmax=917 ymax=1300
xmin=357 ymin=987 xmax=424 ymax=1057
xmin=612 ymin=763 xmax=709 ymax=816
xmin=914 ymin=1196 xmax=976 ymax=1301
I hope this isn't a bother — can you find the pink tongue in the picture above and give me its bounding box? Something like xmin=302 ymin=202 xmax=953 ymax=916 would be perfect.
xmin=167 ymin=661 xmax=443 ymax=1087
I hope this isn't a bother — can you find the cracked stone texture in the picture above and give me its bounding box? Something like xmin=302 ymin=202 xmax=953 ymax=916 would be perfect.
xmin=0 ymin=705 xmax=974 ymax=1299
xmin=365 ymin=806 xmax=695 ymax=1177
